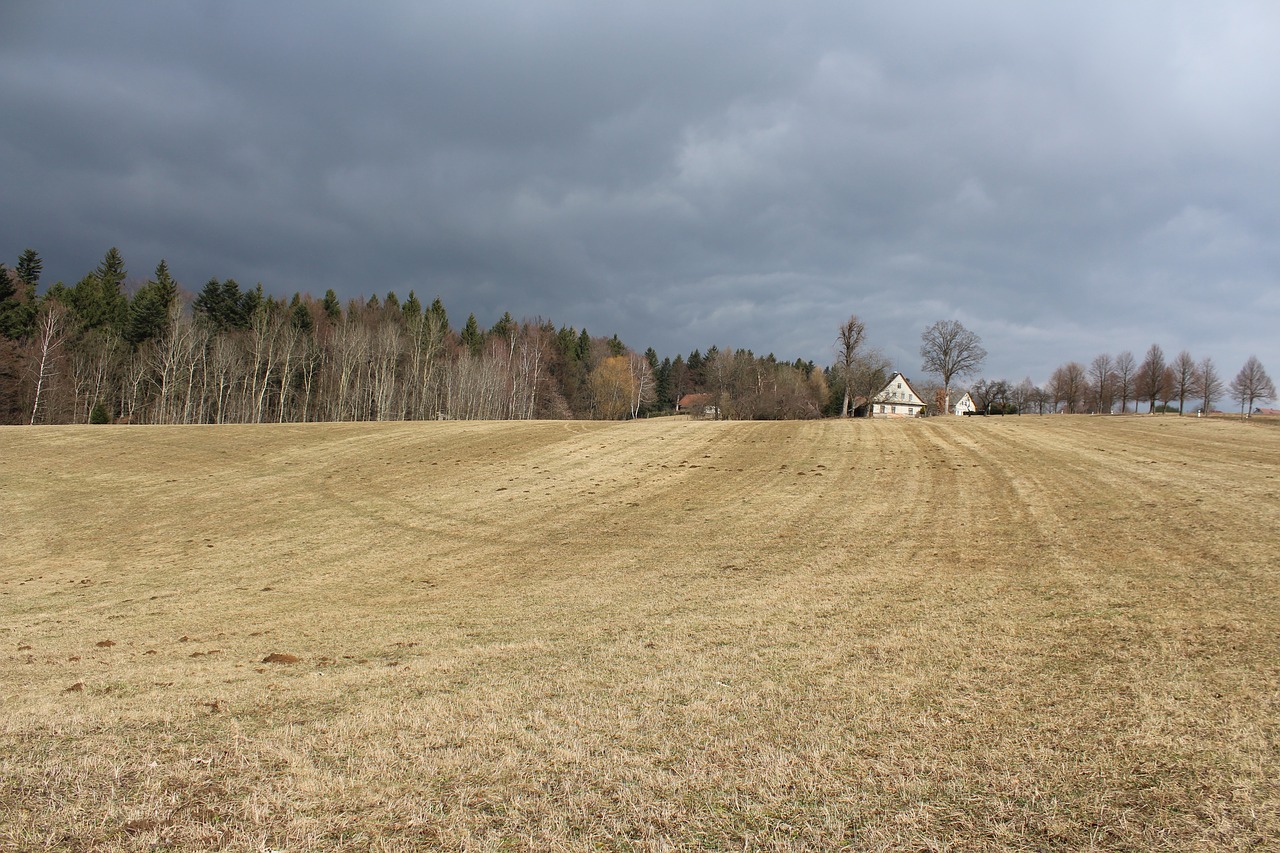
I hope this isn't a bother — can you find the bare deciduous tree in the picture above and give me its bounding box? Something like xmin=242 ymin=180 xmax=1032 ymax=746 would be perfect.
xmin=1197 ymin=357 xmax=1222 ymax=415
xmin=1089 ymin=353 xmax=1114 ymax=413
xmin=1137 ymin=343 xmax=1167 ymax=413
xmin=1050 ymin=362 xmax=1087 ymax=413
xmin=1229 ymin=356 xmax=1276 ymax=416
xmin=1114 ymin=351 xmax=1136 ymax=413
xmin=835 ymin=314 xmax=866 ymax=418
xmin=1171 ymin=350 xmax=1197 ymax=415
xmin=920 ymin=320 xmax=986 ymax=410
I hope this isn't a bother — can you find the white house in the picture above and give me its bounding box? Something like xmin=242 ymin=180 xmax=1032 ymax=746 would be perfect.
xmin=953 ymin=391 xmax=976 ymax=416
xmin=867 ymin=372 xmax=926 ymax=418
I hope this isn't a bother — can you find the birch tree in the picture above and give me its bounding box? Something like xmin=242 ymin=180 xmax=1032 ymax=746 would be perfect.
xmin=29 ymin=300 xmax=68 ymax=424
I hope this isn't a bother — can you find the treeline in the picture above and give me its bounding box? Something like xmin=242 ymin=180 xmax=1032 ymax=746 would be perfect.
xmin=967 ymin=344 xmax=1276 ymax=416
xmin=0 ymin=248 xmax=830 ymax=425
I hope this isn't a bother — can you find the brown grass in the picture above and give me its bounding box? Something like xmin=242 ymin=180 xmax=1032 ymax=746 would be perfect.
xmin=2 ymin=415 xmax=1278 ymax=851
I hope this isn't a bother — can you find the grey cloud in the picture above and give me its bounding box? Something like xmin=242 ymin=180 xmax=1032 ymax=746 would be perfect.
xmin=1 ymin=1 xmax=1277 ymax=384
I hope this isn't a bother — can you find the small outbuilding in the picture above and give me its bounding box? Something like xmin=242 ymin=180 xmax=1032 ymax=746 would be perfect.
xmin=953 ymin=391 xmax=976 ymax=416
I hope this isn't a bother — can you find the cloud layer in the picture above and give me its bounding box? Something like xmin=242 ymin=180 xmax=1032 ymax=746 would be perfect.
xmin=2 ymin=2 xmax=1277 ymax=382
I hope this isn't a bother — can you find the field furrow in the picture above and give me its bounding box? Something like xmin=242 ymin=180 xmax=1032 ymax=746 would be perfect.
xmin=2 ymin=416 xmax=1277 ymax=851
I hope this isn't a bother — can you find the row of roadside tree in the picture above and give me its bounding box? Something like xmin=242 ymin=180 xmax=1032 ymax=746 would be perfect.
xmin=968 ymin=345 xmax=1275 ymax=417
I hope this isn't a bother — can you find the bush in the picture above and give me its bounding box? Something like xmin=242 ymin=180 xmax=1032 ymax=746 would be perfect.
xmin=89 ymin=403 xmax=110 ymax=424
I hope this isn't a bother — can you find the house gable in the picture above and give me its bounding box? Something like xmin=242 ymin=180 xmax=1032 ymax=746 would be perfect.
xmin=870 ymin=372 xmax=926 ymax=418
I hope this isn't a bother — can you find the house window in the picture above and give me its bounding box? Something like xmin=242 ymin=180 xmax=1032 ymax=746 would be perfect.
xmin=880 ymin=405 xmax=885 ymax=414
xmin=892 ymin=405 xmax=897 ymax=414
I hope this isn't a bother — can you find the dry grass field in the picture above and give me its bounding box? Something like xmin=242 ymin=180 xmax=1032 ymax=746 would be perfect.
xmin=2 ymin=415 xmax=1279 ymax=851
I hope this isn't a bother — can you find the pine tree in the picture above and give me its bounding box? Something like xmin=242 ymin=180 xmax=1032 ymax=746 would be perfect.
xmin=607 ymin=333 xmax=625 ymax=356
xmin=71 ymin=247 xmax=129 ymax=332
xmin=428 ymin=297 xmax=449 ymax=333
xmin=321 ymin=289 xmax=342 ymax=322
xmin=16 ymin=249 xmax=42 ymax=287
xmin=240 ymin=283 xmax=264 ymax=324
xmin=125 ymin=260 xmax=179 ymax=346
xmin=556 ymin=326 xmax=577 ymax=360
xmin=401 ymin=290 xmax=423 ymax=320
xmin=0 ymin=252 xmax=40 ymax=339
xmin=656 ymin=356 xmax=673 ymax=409
xmin=194 ymin=278 xmax=250 ymax=331
xmin=490 ymin=311 xmax=515 ymax=340
xmin=193 ymin=278 xmax=226 ymax=327
xmin=290 ymin=294 xmax=314 ymax=333
xmin=461 ymin=313 xmax=483 ymax=355
xmin=0 ymin=265 xmax=28 ymax=338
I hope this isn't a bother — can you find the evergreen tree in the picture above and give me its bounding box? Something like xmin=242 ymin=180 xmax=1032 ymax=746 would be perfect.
xmin=656 ymin=356 xmax=673 ymax=410
xmin=367 ymin=294 xmax=381 ymax=311
xmin=575 ymin=328 xmax=591 ymax=363
xmin=96 ymin=247 xmax=127 ymax=291
xmin=556 ymin=325 xmax=578 ymax=360
xmin=241 ymin=283 xmax=265 ymax=323
xmin=290 ymin=293 xmax=314 ymax=333
xmin=428 ymin=297 xmax=448 ymax=333
xmin=16 ymin=249 xmax=43 ymax=287
xmin=193 ymin=278 xmax=226 ymax=327
xmin=401 ymin=290 xmax=423 ymax=320
xmin=321 ymin=289 xmax=342 ymax=322
xmin=384 ymin=292 xmax=399 ymax=312
xmin=0 ymin=265 xmax=29 ymax=338
xmin=687 ymin=349 xmax=705 ymax=388
xmin=194 ymin=278 xmax=251 ymax=331
xmin=461 ymin=313 xmax=483 ymax=355
xmin=607 ymin=333 xmax=625 ymax=356
xmin=125 ymin=260 xmax=179 ymax=347
xmin=490 ymin=311 xmax=515 ymax=340
xmin=70 ymin=247 xmax=129 ymax=332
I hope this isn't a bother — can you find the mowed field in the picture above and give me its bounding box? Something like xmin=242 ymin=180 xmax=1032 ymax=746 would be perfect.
xmin=2 ymin=416 xmax=1279 ymax=851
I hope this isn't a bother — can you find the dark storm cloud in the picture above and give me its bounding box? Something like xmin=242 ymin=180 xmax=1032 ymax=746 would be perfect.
xmin=2 ymin=1 xmax=1277 ymax=382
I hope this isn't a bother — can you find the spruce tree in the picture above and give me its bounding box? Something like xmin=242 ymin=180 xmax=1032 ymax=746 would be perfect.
xmin=556 ymin=325 xmax=577 ymax=360
xmin=461 ymin=313 xmax=483 ymax=355
xmin=0 ymin=265 xmax=19 ymax=338
xmin=16 ymin=249 xmax=42 ymax=287
xmin=193 ymin=278 xmax=226 ymax=328
xmin=321 ymin=289 xmax=342 ymax=322
xmin=240 ymin=283 xmax=264 ymax=324
xmin=125 ymin=260 xmax=179 ymax=346
xmin=490 ymin=311 xmax=515 ymax=340
xmin=70 ymin=247 xmax=129 ymax=332
xmin=401 ymin=290 xmax=423 ymax=320
xmin=428 ymin=297 xmax=448 ymax=332
xmin=290 ymin=294 xmax=314 ymax=333
xmin=656 ymin=357 xmax=673 ymax=409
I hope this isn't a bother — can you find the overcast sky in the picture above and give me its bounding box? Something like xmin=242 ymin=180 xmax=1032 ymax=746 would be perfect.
xmin=2 ymin=2 xmax=1277 ymax=383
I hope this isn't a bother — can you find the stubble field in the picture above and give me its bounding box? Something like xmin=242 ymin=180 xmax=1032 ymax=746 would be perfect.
xmin=2 ymin=415 xmax=1278 ymax=851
